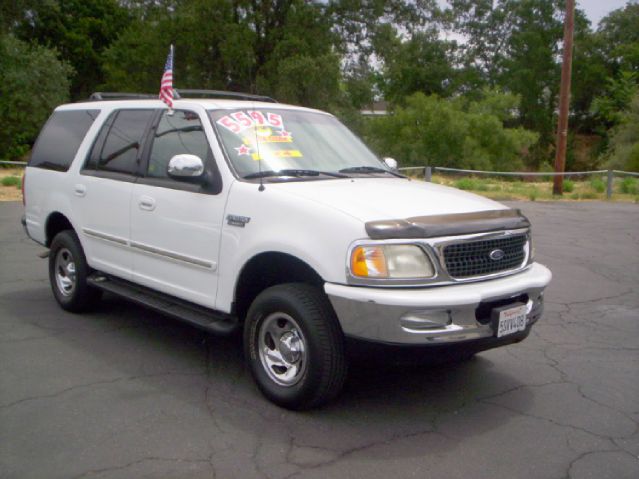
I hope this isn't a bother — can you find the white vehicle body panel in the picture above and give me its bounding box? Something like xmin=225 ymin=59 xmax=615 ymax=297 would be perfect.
xmin=73 ymin=175 xmax=135 ymax=280
xmin=130 ymin=182 xmax=226 ymax=308
xmin=266 ymin=177 xmax=506 ymax=222
xmin=215 ymin=180 xmax=366 ymax=312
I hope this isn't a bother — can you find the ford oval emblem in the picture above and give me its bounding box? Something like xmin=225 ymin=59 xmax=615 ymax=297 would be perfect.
xmin=489 ymin=249 xmax=505 ymax=261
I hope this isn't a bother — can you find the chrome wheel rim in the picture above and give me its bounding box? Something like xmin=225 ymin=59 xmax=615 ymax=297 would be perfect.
xmin=54 ymin=248 xmax=76 ymax=297
xmin=257 ymin=312 xmax=307 ymax=387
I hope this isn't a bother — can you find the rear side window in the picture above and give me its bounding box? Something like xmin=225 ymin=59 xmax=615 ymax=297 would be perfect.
xmin=85 ymin=109 xmax=154 ymax=175
xmin=29 ymin=110 xmax=99 ymax=172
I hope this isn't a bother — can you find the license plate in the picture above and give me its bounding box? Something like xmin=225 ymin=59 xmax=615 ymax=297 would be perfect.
xmin=496 ymin=304 xmax=527 ymax=338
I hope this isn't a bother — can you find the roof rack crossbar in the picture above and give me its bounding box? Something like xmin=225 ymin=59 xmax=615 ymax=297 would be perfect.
xmin=89 ymin=92 xmax=157 ymax=101
xmin=174 ymin=89 xmax=277 ymax=103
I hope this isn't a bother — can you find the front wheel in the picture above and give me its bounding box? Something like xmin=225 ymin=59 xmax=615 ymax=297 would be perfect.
xmin=49 ymin=230 xmax=102 ymax=312
xmin=244 ymin=283 xmax=347 ymax=410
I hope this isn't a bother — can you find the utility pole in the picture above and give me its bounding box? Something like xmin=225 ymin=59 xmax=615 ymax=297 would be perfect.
xmin=553 ymin=0 xmax=575 ymax=195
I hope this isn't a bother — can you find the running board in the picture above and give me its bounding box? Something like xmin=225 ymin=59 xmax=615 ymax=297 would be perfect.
xmin=87 ymin=274 xmax=238 ymax=335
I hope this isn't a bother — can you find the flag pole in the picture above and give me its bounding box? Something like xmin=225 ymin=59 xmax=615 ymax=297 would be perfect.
xmin=168 ymin=44 xmax=174 ymax=116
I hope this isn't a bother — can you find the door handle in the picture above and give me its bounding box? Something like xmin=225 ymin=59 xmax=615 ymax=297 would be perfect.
xmin=138 ymin=196 xmax=156 ymax=211
xmin=74 ymin=184 xmax=86 ymax=197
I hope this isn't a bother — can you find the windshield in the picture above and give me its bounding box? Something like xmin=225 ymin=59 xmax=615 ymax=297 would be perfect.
xmin=209 ymin=108 xmax=387 ymax=179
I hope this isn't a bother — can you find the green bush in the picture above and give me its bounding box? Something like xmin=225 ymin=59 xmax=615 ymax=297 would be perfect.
xmin=563 ymin=179 xmax=574 ymax=192
xmin=366 ymin=91 xmax=538 ymax=171
xmin=453 ymin=177 xmax=489 ymax=191
xmin=454 ymin=178 xmax=476 ymax=190
xmin=620 ymin=177 xmax=638 ymax=194
xmin=1 ymin=176 xmax=20 ymax=187
xmin=589 ymin=177 xmax=606 ymax=193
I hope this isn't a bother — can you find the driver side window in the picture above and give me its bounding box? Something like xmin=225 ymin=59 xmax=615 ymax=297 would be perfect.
xmin=147 ymin=110 xmax=209 ymax=178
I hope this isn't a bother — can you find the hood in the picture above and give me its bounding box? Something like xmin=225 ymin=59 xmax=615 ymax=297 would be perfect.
xmin=272 ymin=177 xmax=507 ymax=223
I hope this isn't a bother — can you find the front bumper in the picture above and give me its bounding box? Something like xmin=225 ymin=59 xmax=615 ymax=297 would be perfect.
xmin=325 ymin=262 xmax=552 ymax=346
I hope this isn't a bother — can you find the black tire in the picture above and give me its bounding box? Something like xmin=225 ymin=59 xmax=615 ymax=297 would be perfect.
xmin=49 ymin=230 xmax=102 ymax=312
xmin=244 ymin=283 xmax=347 ymax=410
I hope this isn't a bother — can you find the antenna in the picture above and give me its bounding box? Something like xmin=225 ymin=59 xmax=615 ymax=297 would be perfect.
xmin=253 ymin=99 xmax=265 ymax=192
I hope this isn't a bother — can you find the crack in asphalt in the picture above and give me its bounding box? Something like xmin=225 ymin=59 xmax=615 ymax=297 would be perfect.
xmin=0 ymin=372 xmax=205 ymax=410
xmin=69 ymin=455 xmax=217 ymax=479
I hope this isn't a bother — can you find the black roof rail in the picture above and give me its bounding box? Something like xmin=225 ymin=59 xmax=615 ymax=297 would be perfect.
xmin=87 ymin=90 xmax=277 ymax=103
xmin=88 ymin=92 xmax=157 ymax=101
xmin=174 ymin=89 xmax=277 ymax=103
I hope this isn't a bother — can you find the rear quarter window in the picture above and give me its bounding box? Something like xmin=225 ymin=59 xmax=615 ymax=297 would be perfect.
xmin=29 ymin=110 xmax=100 ymax=172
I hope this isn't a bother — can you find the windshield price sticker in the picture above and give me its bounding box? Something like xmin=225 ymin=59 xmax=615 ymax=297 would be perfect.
xmin=217 ymin=111 xmax=284 ymax=134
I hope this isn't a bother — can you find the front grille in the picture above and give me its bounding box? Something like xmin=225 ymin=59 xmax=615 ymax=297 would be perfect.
xmin=443 ymin=234 xmax=527 ymax=278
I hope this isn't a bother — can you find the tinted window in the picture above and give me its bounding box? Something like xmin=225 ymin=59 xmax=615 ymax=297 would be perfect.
xmin=29 ymin=110 xmax=99 ymax=172
xmin=96 ymin=110 xmax=154 ymax=175
xmin=147 ymin=110 xmax=209 ymax=178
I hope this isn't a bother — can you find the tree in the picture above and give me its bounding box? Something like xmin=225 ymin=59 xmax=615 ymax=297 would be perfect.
xmin=568 ymin=3 xmax=639 ymax=139
xmin=15 ymin=0 xmax=131 ymax=99
xmin=598 ymin=2 xmax=639 ymax=76
xmin=328 ymin=0 xmax=446 ymax=105
xmin=102 ymin=0 xmax=344 ymax=111
xmin=377 ymin=30 xmax=456 ymax=103
xmin=0 ymin=35 xmax=72 ymax=160
xmin=445 ymin=0 xmax=515 ymax=89
xmin=605 ymin=92 xmax=639 ymax=172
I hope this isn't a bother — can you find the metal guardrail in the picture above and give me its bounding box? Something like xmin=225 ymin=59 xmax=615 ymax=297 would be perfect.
xmin=0 ymin=161 xmax=28 ymax=166
xmin=398 ymin=166 xmax=639 ymax=199
xmin=3 ymin=161 xmax=637 ymax=198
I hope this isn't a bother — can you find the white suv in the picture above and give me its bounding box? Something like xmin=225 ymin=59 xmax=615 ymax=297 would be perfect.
xmin=22 ymin=91 xmax=552 ymax=409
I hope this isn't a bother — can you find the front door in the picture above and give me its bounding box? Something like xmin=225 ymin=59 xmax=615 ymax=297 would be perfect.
xmin=129 ymin=108 xmax=225 ymax=309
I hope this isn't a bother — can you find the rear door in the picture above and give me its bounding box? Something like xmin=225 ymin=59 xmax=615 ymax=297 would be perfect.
xmin=129 ymin=108 xmax=225 ymax=308
xmin=75 ymin=108 xmax=155 ymax=280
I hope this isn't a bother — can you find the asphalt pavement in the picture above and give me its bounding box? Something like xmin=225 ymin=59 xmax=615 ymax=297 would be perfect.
xmin=1 ymin=200 xmax=638 ymax=479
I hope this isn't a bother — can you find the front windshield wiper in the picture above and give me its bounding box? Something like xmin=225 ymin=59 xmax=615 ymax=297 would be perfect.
xmin=338 ymin=166 xmax=404 ymax=177
xmin=243 ymin=169 xmax=348 ymax=179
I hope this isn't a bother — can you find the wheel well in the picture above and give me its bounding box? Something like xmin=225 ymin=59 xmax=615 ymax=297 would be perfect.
xmin=234 ymin=252 xmax=324 ymax=321
xmin=46 ymin=213 xmax=74 ymax=247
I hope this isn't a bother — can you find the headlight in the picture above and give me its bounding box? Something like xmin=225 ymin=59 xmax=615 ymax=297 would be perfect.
xmin=350 ymin=244 xmax=435 ymax=279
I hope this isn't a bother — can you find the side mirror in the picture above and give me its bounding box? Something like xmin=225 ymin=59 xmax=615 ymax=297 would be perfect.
xmin=383 ymin=157 xmax=398 ymax=171
xmin=167 ymin=154 xmax=204 ymax=179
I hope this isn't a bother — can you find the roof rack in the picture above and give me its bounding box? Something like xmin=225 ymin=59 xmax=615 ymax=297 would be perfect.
xmin=87 ymin=90 xmax=277 ymax=103
xmin=174 ymin=89 xmax=277 ymax=103
xmin=89 ymin=92 xmax=157 ymax=101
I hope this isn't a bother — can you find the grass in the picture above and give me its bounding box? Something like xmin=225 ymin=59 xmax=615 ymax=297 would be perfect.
xmin=620 ymin=177 xmax=638 ymax=195
xmin=590 ymin=177 xmax=606 ymax=193
xmin=428 ymin=174 xmax=639 ymax=202
xmin=0 ymin=168 xmax=23 ymax=201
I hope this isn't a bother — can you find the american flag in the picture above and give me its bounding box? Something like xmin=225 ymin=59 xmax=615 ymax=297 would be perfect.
xmin=159 ymin=45 xmax=174 ymax=108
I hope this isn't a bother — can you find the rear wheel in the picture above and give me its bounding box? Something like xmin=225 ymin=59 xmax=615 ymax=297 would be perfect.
xmin=49 ymin=230 xmax=101 ymax=312
xmin=244 ymin=283 xmax=347 ymax=410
